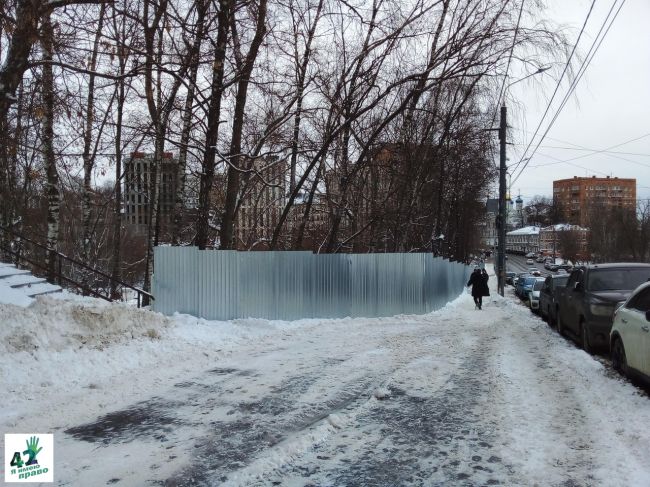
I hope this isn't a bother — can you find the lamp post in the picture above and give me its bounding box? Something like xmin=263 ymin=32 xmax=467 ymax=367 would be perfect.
xmin=496 ymin=67 xmax=549 ymax=297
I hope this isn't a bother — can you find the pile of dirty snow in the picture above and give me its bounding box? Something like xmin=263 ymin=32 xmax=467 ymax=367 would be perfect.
xmin=0 ymin=295 xmax=295 ymax=430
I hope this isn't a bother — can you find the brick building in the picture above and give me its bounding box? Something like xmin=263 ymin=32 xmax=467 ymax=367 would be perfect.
xmin=553 ymin=176 xmax=636 ymax=226
xmin=539 ymin=223 xmax=589 ymax=259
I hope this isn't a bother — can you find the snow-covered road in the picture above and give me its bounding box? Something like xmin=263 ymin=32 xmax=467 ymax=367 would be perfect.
xmin=2 ymin=270 xmax=650 ymax=486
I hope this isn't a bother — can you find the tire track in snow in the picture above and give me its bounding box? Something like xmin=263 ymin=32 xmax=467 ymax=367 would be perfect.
xmin=252 ymin=324 xmax=520 ymax=487
xmin=64 ymin=326 xmax=399 ymax=486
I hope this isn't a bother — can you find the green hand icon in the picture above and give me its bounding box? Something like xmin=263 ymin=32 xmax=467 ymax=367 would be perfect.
xmin=23 ymin=436 xmax=43 ymax=466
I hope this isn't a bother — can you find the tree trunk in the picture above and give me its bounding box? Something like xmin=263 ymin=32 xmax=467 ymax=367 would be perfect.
xmin=81 ymin=4 xmax=106 ymax=290
xmin=195 ymin=0 xmax=231 ymax=250
xmin=110 ymin=6 xmax=128 ymax=299
xmin=219 ymin=0 xmax=268 ymax=250
xmin=42 ymin=16 xmax=60 ymax=283
xmin=173 ymin=0 xmax=209 ymax=246
xmin=288 ymin=0 xmax=324 ymax=194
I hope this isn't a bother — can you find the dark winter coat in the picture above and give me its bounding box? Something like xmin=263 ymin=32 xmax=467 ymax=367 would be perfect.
xmin=467 ymin=270 xmax=489 ymax=297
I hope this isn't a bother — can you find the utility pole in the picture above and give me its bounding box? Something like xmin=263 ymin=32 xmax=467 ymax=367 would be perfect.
xmin=497 ymin=105 xmax=507 ymax=297
xmin=493 ymin=67 xmax=549 ymax=295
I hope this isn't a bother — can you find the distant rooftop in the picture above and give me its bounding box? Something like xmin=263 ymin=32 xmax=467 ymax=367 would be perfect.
xmin=541 ymin=223 xmax=588 ymax=232
xmin=507 ymin=225 xmax=540 ymax=236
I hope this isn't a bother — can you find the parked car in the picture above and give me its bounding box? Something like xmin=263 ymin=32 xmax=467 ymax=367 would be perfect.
xmin=557 ymin=268 xmax=568 ymax=274
xmin=505 ymin=271 xmax=517 ymax=285
xmin=514 ymin=274 xmax=531 ymax=297
xmin=610 ymin=281 xmax=650 ymax=385
xmin=528 ymin=267 xmax=541 ymax=277
xmin=539 ymin=274 xmax=570 ymax=325
xmin=518 ymin=276 xmax=538 ymax=300
xmin=536 ymin=256 xmax=545 ymax=263
xmin=557 ymin=264 xmax=572 ymax=272
xmin=549 ymin=264 xmax=559 ymax=272
xmin=512 ymin=272 xmax=526 ymax=288
xmin=529 ymin=278 xmax=547 ymax=312
xmin=544 ymin=261 xmax=552 ymax=270
xmin=526 ymin=252 xmax=536 ymax=258
xmin=556 ymin=263 xmax=650 ymax=353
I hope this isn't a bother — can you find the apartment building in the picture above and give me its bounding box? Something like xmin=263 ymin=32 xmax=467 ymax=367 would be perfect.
xmin=553 ymin=176 xmax=636 ymax=226
xmin=235 ymin=156 xmax=287 ymax=249
xmin=123 ymin=152 xmax=178 ymax=235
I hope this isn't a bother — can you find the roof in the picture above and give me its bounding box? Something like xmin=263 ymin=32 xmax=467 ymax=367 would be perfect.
xmin=507 ymin=226 xmax=541 ymax=236
xmin=553 ymin=176 xmax=636 ymax=184
xmin=541 ymin=223 xmax=588 ymax=232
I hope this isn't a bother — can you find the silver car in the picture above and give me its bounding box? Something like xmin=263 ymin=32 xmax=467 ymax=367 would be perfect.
xmin=611 ymin=281 xmax=650 ymax=385
xmin=529 ymin=278 xmax=546 ymax=312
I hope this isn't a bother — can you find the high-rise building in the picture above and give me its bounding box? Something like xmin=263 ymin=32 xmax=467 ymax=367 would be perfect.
xmin=123 ymin=152 xmax=178 ymax=235
xmin=235 ymin=156 xmax=287 ymax=249
xmin=553 ymin=176 xmax=636 ymax=226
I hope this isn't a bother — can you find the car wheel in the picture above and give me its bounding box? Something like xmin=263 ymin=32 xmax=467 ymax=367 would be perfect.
xmin=611 ymin=338 xmax=628 ymax=377
xmin=581 ymin=323 xmax=593 ymax=354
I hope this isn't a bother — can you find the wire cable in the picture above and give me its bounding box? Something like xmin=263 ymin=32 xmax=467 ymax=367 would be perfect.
xmin=526 ymin=132 xmax=650 ymax=168
xmin=512 ymin=0 xmax=627 ymax=184
xmin=490 ymin=0 xmax=526 ymax=127
xmin=507 ymin=0 xmax=597 ymax=178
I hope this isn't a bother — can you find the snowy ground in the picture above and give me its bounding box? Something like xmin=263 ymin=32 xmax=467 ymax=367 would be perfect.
xmin=2 ymin=267 xmax=650 ymax=486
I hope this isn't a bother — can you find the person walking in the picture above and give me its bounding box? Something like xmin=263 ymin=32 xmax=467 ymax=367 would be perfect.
xmin=467 ymin=268 xmax=489 ymax=309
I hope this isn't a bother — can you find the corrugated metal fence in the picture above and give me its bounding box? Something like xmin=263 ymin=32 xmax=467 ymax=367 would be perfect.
xmin=152 ymin=246 xmax=471 ymax=320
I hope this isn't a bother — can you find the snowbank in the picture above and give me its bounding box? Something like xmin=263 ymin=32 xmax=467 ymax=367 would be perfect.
xmin=0 ymin=294 xmax=303 ymax=431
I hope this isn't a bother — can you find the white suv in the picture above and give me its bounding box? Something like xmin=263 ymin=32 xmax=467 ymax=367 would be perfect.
xmin=610 ymin=281 xmax=650 ymax=385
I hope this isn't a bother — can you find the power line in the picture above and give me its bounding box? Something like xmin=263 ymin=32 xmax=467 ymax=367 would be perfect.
xmin=517 ymin=130 xmax=650 ymax=156
xmin=525 ymin=132 xmax=650 ymax=168
xmin=512 ymin=0 xmax=627 ymax=184
xmin=490 ymin=0 xmax=526 ymax=127
xmin=507 ymin=0 xmax=597 ymax=178
xmin=530 ymin=150 xmax=611 ymax=175
xmin=539 ymin=0 xmax=625 ymax=137
xmin=511 ymin=144 xmax=650 ymax=158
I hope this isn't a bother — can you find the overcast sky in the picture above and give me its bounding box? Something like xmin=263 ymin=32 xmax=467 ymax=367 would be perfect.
xmin=499 ymin=0 xmax=650 ymax=204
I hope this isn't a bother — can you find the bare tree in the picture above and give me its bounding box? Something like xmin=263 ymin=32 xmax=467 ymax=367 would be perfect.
xmin=557 ymin=229 xmax=581 ymax=264
xmin=219 ymin=0 xmax=269 ymax=250
xmin=195 ymin=0 xmax=232 ymax=250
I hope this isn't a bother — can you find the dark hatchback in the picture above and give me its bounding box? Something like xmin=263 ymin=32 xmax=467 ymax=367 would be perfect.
xmin=538 ymin=274 xmax=569 ymax=326
xmin=556 ymin=263 xmax=650 ymax=353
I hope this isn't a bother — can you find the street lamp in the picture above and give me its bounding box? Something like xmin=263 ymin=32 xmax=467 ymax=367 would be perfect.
xmin=495 ymin=66 xmax=549 ymax=297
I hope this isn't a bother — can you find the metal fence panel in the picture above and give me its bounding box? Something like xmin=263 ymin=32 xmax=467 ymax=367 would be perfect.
xmin=153 ymin=247 xmax=469 ymax=321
